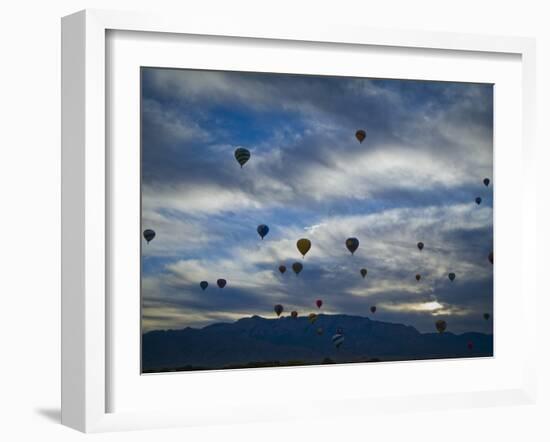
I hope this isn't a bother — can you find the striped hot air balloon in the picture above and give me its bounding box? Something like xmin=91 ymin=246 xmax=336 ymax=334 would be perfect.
xmin=332 ymin=332 xmax=345 ymax=349
xmin=234 ymin=147 xmax=251 ymax=168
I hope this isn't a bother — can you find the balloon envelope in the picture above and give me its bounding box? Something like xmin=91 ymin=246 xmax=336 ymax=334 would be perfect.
xmin=296 ymin=238 xmax=312 ymax=257
xmin=467 ymin=341 xmax=474 ymax=350
xmin=483 ymin=178 xmax=490 ymax=187
xmin=435 ymin=320 xmax=447 ymax=333
xmin=332 ymin=333 xmax=344 ymax=348
xmin=345 ymin=237 xmax=359 ymax=255
xmin=417 ymin=242 xmax=424 ymax=251
xmin=483 ymin=313 xmax=490 ymax=320
xmin=143 ymin=229 xmax=156 ymax=243
xmin=415 ymin=274 xmax=421 ymax=281
xmin=292 ymin=262 xmax=303 ymax=275
xmin=308 ymin=313 xmax=318 ymax=324
xmin=448 ymin=273 xmax=456 ymax=282
xmin=370 ymin=306 xmax=376 ymax=314
xmin=200 ymin=281 xmax=208 ymax=290
xmin=475 ymin=197 xmax=482 ymax=205
xmin=278 ymin=265 xmax=286 ymax=274
xmin=291 ymin=311 xmax=298 ymax=319
xmin=360 ymin=268 xmax=367 ymax=278
xmin=274 ymin=304 xmax=283 ymax=317
xmin=257 ymin=224 xmax=269 ymax=239
xmin=488 ymin=252 xmax=493 ymax=264
xmin=316 ymin=299 xmax=323 ymax=309
xmin=355 ymin=129 xmax=366 ymax=143
xmin=217 ymin=278 xmax=227 ymax=288
xmin=316 ymin=327 xmax=324 ymax=335
xmin=234 ymin=147 xmax=251 ymax=167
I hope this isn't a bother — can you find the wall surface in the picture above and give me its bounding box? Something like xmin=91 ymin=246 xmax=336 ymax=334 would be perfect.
xmin=0 ymin=1 xmax=548 ymax=441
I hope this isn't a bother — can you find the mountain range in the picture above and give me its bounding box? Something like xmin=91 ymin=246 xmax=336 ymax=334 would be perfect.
xmin=142 ymin=314 xmax=493 ymax=372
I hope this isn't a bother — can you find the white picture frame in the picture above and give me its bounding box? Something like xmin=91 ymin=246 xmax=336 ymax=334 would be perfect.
xmin=61 ymin=9 xmax=537 ymax=433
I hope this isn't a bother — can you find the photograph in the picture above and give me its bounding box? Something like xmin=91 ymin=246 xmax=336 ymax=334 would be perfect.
xmin=140 ymin=67 xmax=494 ymax=373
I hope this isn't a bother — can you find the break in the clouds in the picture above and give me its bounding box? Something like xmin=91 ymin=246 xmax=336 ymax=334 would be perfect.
xmin=141 ymin=67 xmax=493 ymax=335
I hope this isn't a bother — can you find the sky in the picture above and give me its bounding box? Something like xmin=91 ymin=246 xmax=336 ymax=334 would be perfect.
xmin=141 ymin=67 xmax=494 ymax=335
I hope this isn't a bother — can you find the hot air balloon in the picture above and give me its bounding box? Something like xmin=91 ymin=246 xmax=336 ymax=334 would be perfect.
xmin=483 ymin=313 xmax=490 ymax=321
xmin=448 ymin=273 xmax=456 ymax=282
xmin=475 ymin=197 xmax=482 ymax=205
xmin=483 ymin=178 xmax=490 ymax=187
xmin=257 ymin=224 xmax=269 ymax=240
xmin=345 ymin=237 xmax=359 ymax=255
xmin=308 ymin=313 xmax=318 ymax=324
xmin=360 ymin=268 xmax=367 ymax=278
xmin=296 ymin=238 xmax=311 ymax=258
xmin=234 ymin=147 xmax=251 ymax=168
xmin=417 ymin=242 xmax=424 ymax=251
xmin=292 ymin=262 xmax=303 ymax=275
xmin=435 ymin=319 xmax=447 ymax=334
xmin=274 ymin=304 xmax=284 ymax=317
xmin=291 ymin=311 xmax=298 ymax=319
xmin=370 ymin=306 xmax=376 ymax=314
xmin=415 ymin=274 xmax=421 ymax=281
xmin=355 ymin=129 xmax=366 ymax=143
xmin=488 ymin=252 xmax=493 ymax=264
xmin=143 ymin=229 xmax=156 ymax=244
xmin=332 ymin=332 xmax=344 ymax=349
xmin=278 ymin=265 xmax=286 ymax=274
xmin=467 ymin=341 xmax=474 ymax=350
xmin=316 ymin=299 xmax=323 ymax=309
xmin=316 ymin=327 xmax=324 ymax=335
xmin=200 ymin=281 xmax=208 ymax=290
xmin=217 ymin=278 xmax=227 ymax=288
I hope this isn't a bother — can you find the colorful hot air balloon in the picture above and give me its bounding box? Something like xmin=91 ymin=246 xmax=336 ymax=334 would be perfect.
xmin=143 ymin=229 xmax=156 ymax=244
xmin=355 ymin=129 xmax=366 ymax=143
xmin=483 ymin=178 xmax=490 ymax=187
xmin=360 ymin=268 xmax=367 ymax=278
xmin=200 ymin=281 xmax=208 ymax=290
xmin=234 ymin=147 xmax=251 ymax=168
xmin=278 ymin=265 xmax=286 ymax=274
xmin=274 ymin=304 xmax=283 ymax=317
xmin=291 ymin=311 xmax=298 ymax=319
xmin=417 ymin=242 xmax=424 ymax=251
xmin=316 ymin=299 xmax=323 ymax=309
xmin=257 ymin=224 xmax=269 ymax=240
xmin=488 ymin=252 xmax=493 ymax=264
xmin=467 ymin=341 xmax=474 ymax=350
xmin=332 ymin=332 xmax=344 ymax=349
xmin=435 ymin=319 xmax=447 ymax=333
xmin=448 ymin=273 xmax=456 ymax=282
xmin=370 ymin=306 xmax=376 ymax=314
xmin=415 ymin=274 xmax=421 ymax=281
xmin=296 ymin=238 xmax=311 ymax=258
xmin=217 ymin=278 xmax=227 ymax=288
xmin=316 ymin=327 xmax=324 ymax=335
xmin=475 ymin=197 xmax=482 ymax=205
xmin=308 ymin=313 xmax=318 ymax=324
xmin=483 ymin=313 xmax=490 ymax=320
xmin=345 ymin=237 xmax=359 ymax=255
xmin=292 ymin=262 xmax=303 ymax=275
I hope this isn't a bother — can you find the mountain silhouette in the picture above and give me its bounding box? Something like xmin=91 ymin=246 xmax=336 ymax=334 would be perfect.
xmin=142 ymin=314 xmax=493 ymax=372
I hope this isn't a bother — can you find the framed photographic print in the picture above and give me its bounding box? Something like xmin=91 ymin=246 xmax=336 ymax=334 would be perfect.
xmin=62 ymin=9 xmax=537 ymax=433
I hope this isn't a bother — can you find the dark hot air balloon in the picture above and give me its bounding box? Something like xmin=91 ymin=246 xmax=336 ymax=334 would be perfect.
xmin=234 ymin=147 xmax=251 ymax=168
xmin=417 ymin=242 xmax=424 ymax=251
xmin=467 ymin=341 xmax=474 ymax=350
xmin=316 ymin=299 xmax=323 ymax=309
xmin=360 ymin=268 xmax=367 ymax=278
xmin=143 ymin=229 xmax=156 ymax=244
xmin=475 ymin=197 xmax=482 ymax=205
xmin=488 ymin=252 xmax=493 ymax=264
xmin=370 ymin=306 xmax=376 ymax=314
xmin=274 ymin=304 xmax=283 ymax=317
xmin=217 ymin=278 xmax=227 ymax=288
xmin=316 ymin=327 xmax=324 ymax=335
xmin=345 ymin=237 xmax=359 ymax=255
xmin=291 ymin=311 xmax=298 ymax=319
xmin=308 ymin=313 xmax=318 ymax=324
xmin=355 ymin=129 xmax=366 ymax=143
xmin=292 ymin=262 xmax=303 ymax=275
xmin=483 ymin=313 xmax=490 ymax=320
xmin=448 ymin=273 xmax=456 ymax=282
xmin=296 ymin=238 xmax=312 ymax=258
xmin=435 ymin=319 xmax=447 ymax=333
xmin=257 ymin=224 xmax=269 ymax=240
xmin=278 ymin=265 xmax=286 ymax=274
xmin=199 ymin=281 xmax=208 ymax=290
xmin=415 ymin=274 xmax=421 ymax=281
xmin=483 ymin=178 xmax=490 ymax=187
